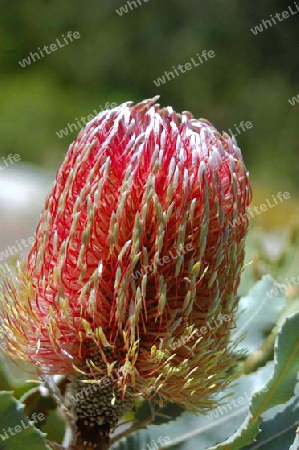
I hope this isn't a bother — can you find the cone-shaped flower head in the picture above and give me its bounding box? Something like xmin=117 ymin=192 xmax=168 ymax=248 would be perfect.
xmin=0 ymin=97 xmax=251 ymax=411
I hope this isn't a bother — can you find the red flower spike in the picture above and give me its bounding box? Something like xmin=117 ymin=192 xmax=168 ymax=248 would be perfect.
xmin=0 ymin=97 xmax=251 ymax=446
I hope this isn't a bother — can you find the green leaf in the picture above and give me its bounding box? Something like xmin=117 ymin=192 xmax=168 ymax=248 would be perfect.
xmin=289 ymin=431 xmax=299 ymax=450
xmin=244 ymin=394 xmax=299 ymax=449
xmin=207 ymin=311 xmax=299 ymax=449
xmin=0 ymin=391 xmax=49 ymax=450
xmin=20 ymin=387 xmax=65 ymax=444
xmin=20 ymin=387 xmax=57 ymax=426
xmin=234 ymin=275 xmax=286 ymax=354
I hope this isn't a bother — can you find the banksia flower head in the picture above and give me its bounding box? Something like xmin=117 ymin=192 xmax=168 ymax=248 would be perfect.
xmin=0 ymin=97 xmax=251 ymax=447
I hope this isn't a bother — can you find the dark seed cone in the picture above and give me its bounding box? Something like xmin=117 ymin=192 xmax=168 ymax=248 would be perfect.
xmin=68 ymin=349 xmax=133 ymax=449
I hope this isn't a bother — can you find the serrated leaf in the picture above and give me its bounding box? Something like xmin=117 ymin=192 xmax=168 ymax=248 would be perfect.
xmin=0 ymin=391 xmax=50 ymax=450
xmin=244 ymin=394 xmax=299 ymax=449
xmin=234 ymin=275 xmax=286 ymax=354
xmin=21 ymin=387 xmax=57 ymax=423
xmin=207 ymin=311 xmax=299 ymax=450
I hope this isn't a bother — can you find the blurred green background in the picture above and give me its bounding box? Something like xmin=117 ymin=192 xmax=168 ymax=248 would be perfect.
xmin=0 ymin=0 xmax=298 ymax=226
